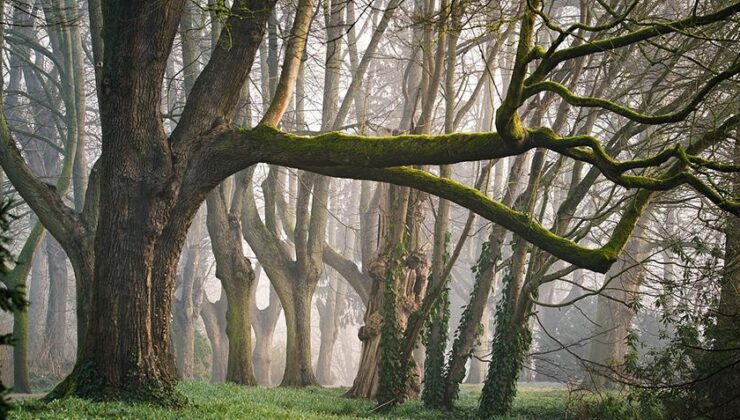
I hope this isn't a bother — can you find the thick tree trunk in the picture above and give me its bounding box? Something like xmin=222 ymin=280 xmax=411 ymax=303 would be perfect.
xmin=224 ymin=279 xmax=256 ymax=385
xmin=281 ymin=288 xmax=318 ymax=386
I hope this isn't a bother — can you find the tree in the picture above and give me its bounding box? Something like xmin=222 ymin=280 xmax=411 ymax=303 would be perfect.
xmin=0 ymin=202 xmax=28 ymax=415
xmin=0 ymin=0 xmax=737 ymax=406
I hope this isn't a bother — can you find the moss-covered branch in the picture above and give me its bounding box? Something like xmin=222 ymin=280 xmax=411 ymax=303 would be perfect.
xmin=303 ymin=166 xmax=619 ymax=273
xmin=215 ymin=125 xmax=520 ymax=171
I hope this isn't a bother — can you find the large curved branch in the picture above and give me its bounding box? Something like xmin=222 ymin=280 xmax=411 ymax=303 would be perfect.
xmin=322 ymin=246 xmax=370 ymax=304
xmin=303 ymin=166 xmax=619 ymax=273
xmin=0 ymin=109 xmax=79 ymax=247
xmin=215 ymin=123 xmax=739 ymax=216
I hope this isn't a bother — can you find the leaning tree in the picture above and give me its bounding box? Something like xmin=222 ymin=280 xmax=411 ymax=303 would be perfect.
xmin=0 ymin=0 xmax=738 ymax=405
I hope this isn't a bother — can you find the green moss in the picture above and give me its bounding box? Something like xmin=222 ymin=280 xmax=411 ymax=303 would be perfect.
xmin=45 ymin=361 xmax=187 ymax=408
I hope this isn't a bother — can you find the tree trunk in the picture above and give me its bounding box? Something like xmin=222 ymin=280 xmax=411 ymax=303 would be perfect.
xmin=479 ymin=236 xmax=532 ymax=418
xmin=316 ymin=274 xmax=346 ymax=385
xmin=201 ymin=294 xmax=228 ymax=383
xmin=207 ymin=187 xmax=257 ymax=386
xmin=173 ymin=212 xmax=205 ymax=381
xmin=224 ymin=277 xmax=256 ymax=385
xmin=346 ymin=277 xmax=383 ymax=398
xmin=281 ymin=288 xmax=318 ymax=386
xmin=28 ymin=247 xmax=48 ymax=367
xmin=252 ymin=278 xmax=282 ymax=386
xmin=464 ymin=300 xmax=490 ymax=384
xmin=252 ymin=317 xmax=277 ymax=385
xmin=38 ymin=236 xmax=70 ymax=377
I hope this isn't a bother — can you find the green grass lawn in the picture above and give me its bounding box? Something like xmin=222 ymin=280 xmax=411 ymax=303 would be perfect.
xmin=8 ymin=382 xmax=620 ymax=419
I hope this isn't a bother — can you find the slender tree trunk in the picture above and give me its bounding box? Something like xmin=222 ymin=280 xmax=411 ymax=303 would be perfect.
xmin=38 ymin=236 xmax=70 ymax=377
xmin=207 ymin=187 xmax=258 ymax=385
xmin=464 ymin=301 xmax=490 ymax=384
xmin=173 ymin=212 xmax=205 ymax=381
xmin=28 ymin=248 xmax=48 ymax=363
xmin=201 ymin=294 xmax=228 ymax=383
xmin=316 ymin=274 xmax=346 ymax=385
xmin=252 ymin=279 xmax=282 ymax=385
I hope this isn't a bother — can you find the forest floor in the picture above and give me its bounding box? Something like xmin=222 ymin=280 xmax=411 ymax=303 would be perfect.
xmin=8 ymin=381 xmax=632 ymax=419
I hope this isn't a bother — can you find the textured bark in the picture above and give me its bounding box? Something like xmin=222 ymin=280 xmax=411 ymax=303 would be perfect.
xmin=279 ymin=288 xmax=316 ymax=386
xmin=46 ymin=0 xmax=275 ymax=402
xmin=347 ymin=274 xmax=383 ymax=398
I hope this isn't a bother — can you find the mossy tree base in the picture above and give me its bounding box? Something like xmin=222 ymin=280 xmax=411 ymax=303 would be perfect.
xmin=45 ymin=361 xmax=188 ymax=407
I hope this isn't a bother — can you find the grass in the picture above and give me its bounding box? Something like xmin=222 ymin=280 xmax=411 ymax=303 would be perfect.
xmin=9 ymin=382 xmax=607 ymax=419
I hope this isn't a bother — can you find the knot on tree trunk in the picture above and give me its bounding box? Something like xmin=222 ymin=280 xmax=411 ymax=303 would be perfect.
xmin=368 ymin=258 xmax=387 ymax=282
xmin=358 ymin=312 xmax=383 ymax=341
